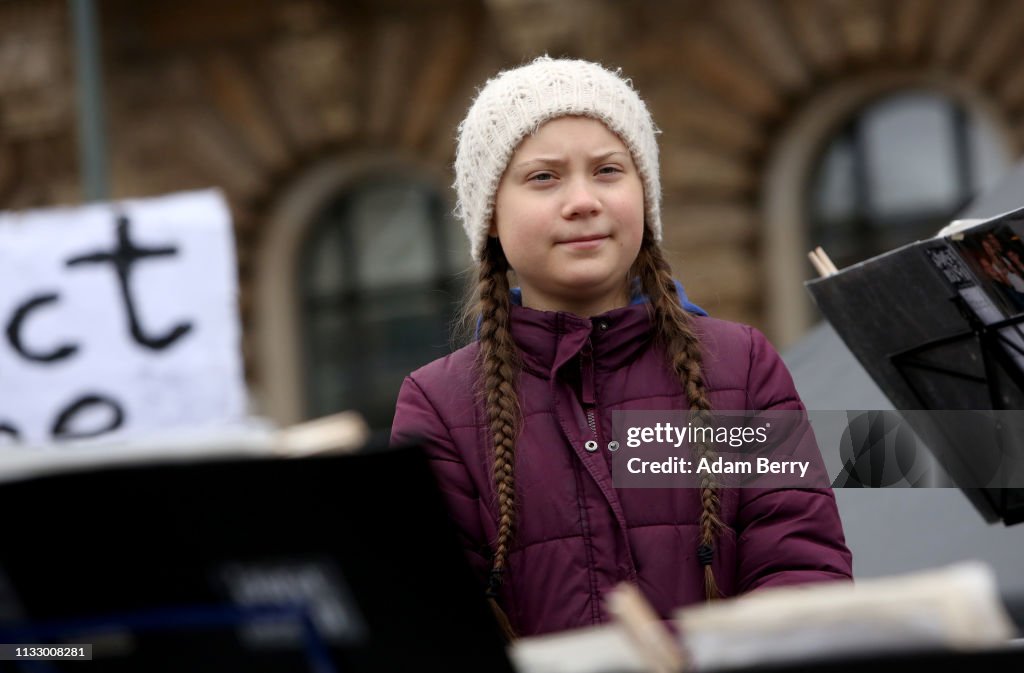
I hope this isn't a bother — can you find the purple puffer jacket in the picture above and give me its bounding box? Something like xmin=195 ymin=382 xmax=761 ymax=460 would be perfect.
xmin=391 ymin=302 xmax=853 ymax=636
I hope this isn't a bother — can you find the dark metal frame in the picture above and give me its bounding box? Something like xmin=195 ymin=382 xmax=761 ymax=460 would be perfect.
xmin=890 ymin=301 xmax=1024 ymax=411
xmin=889 ymin=298 xmax=1024 ymax=525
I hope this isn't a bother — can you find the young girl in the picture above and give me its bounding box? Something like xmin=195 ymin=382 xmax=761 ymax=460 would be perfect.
xmin=391 ymin=57 xmax=852 ymax=638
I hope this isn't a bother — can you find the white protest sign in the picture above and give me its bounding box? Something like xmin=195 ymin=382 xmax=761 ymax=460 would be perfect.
xmin=0 ymin=189 xmax=247 ymax=446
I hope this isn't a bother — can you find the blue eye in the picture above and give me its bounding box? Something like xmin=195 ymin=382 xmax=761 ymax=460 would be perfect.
xmin=597 ymin=165 xmax=622 ymax=175
xmin=530 ymin=172 xmax=555 ymax=182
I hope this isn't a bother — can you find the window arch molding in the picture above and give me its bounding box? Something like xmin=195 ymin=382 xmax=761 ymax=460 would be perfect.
xmin=253 ymin=153 xmax=456 ymax=425
xmin=762 ymin=70 xmax=1016 ymax=349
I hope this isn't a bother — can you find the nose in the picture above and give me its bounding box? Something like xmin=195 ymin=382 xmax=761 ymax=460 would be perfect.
xmin=560 ymin=177 xmax=602 ymax=220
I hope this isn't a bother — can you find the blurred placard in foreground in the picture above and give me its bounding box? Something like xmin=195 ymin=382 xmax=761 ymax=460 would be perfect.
xmin=0 ymin=189 xmax=246 ymax=446
xmin=675 ymin=561 xmax=1017 ymax=671
xmin=511 ymin=562 xmax=1021 ymax=673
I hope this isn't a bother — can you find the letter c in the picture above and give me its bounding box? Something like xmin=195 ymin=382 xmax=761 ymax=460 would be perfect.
xmin=6 ymin=293 xmax=79 ymax=363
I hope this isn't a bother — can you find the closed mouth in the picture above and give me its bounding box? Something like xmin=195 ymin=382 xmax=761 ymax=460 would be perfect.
xmin=560 ymin=234 xmax=609 ymax=244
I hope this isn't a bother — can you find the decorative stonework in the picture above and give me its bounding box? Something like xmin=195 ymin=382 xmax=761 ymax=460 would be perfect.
xmin=0 ymin=1 xmax=72 ymax=138
xmin=482 ymin=0 xmax=624 ymax=60
xmin=4 ymin=0 xmax=1024 ymax=415
xmin=0 ymin=0 xmax=76 ymax=207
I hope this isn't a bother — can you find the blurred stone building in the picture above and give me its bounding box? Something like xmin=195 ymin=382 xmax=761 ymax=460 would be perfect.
xmin=3 ymin=0 xmax=1022 ymax=429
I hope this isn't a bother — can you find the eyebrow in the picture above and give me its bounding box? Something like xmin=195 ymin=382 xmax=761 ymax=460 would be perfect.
xmin=512 ymin=150 xmax=630 ymax=171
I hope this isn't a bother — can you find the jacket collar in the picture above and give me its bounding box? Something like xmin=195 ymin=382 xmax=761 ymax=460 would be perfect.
xmin=507 ymin=280 xmax=706 ymax=377
xmin=508 ymin=278 xmax=707 ymax=316
xmin=509 ymin=303 xmax=648 ymax=376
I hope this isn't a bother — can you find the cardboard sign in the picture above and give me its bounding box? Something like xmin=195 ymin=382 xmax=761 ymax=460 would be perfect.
xmin=0 ymin=189 xmax=247 ymax=446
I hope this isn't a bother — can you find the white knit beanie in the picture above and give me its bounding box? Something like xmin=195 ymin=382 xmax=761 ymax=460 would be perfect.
xmin=454 ymin=56 xmax=662 ymax=262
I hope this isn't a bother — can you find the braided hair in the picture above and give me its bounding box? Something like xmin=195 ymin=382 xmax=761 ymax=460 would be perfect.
xmin=471 ymin=237 xmax=521 ymax=639
xmin=631 ymin=226 xmax=724 ymax=600
xmin=467 ymin=231 xmax=723 ymax=639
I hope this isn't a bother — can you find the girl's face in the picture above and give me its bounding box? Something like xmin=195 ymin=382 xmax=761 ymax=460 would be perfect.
xmin=491 ymin=116 xmax=645 ymax=317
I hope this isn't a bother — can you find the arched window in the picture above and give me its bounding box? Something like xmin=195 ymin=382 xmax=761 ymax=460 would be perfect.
xmin=298 ymin=177 xmax=467 ymax=429
xmin=808 ymin=91 xmax=1010 ymax=270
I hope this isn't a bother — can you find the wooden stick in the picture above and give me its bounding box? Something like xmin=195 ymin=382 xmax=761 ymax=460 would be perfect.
xmin=605 ymin=583 xmax=687 ymax=673
xmin=274 ymin=411 xmax=369 ymax=456
xmin=814 ymin=246 xmax=839 ymax=274
xmin=808 ymin=250 xmax=830 ymax=278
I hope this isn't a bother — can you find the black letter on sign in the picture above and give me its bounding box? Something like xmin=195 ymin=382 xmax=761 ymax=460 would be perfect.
xmin=5 ymin=293 xmax=79 ymax=362
xmin=0 ymin=423 xmax=19 ymax=443
xmin=51 ymin=394 xmax=125 ymax=440
xmin=66 ymin=213 xmax=193 ymax=350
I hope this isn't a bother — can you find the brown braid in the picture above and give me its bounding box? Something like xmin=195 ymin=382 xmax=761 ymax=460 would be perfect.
xmin=472 ymin=237 xmax=521 ymax=640
xmin=632 ymin=228 xmax=725 ymax=600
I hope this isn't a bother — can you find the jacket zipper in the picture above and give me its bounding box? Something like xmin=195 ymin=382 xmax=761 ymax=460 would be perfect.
xmin=579 ymin=333 xmax=639 ymax=587
xmin=581 ymin=338 xmax=598 ymax=439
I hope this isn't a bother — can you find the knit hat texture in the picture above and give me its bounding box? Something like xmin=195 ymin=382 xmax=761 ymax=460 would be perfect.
xmin=454 ymin=56 xmax=662 ymax=262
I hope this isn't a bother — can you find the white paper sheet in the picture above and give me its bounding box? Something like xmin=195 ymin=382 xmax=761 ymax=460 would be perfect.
xmin=0 ymin=189 xmax=247 ymax=446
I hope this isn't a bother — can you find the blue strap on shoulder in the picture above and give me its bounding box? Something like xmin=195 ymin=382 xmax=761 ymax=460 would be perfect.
xmin=509 ymin=279 xmax=706 ymax=316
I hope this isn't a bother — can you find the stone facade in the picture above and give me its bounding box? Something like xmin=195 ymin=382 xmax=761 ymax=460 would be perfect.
xmin=4 ymin=0 xmax=1024 ymax=422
